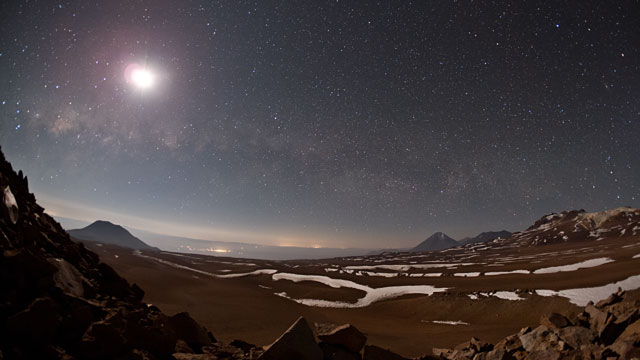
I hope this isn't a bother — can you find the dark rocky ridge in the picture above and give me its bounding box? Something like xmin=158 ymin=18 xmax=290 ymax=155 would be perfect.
xmin=459 ymin=231 xmax=512 ymax=246
xmin=0 ymin=148 xmax=226 ymax=359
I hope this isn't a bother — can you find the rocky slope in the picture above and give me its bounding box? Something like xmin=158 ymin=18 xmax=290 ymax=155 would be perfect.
xmin=432 ymin=289 xmax=640 ymax=360
xmin=0 ymin=148 xmax=235 ymax=359
xmin=69 ymin=220 xmax=156 ymax=250
xmin=496 ymin=208 xmax=640 ymax=247
xmin=459 ymin=231 xmax=512 ymax=246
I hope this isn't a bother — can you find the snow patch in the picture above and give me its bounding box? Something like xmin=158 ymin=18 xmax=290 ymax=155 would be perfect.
xmin=134 ymin=253 xmax=276 ymax=279
xmin=493 ymin=291 xmax=524 ymax=301
xmin=343 ymin=263 xmax=473 ymax=271
xmin=272 ymin=273 xmax=447 ymax=308
xmin=485 ymin=270 xmax=530 ymax=276
xmin=428 ymin=320 xmax=470 ymax=325
xmin=454 ymin=272 xmax=481 ymax=277
xmin=533 ymin=257 xmax=613 ymax=274
xmin=536 ymin=275 xmax=640 ymax=306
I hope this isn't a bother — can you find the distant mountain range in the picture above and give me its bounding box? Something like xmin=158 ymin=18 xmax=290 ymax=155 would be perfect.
xmin=68 ymin=220 xmax=157 ymax=250
xmin=411 ymin=230 xmax=512 ymax=252
xmin=459 ymin=230 xmax=512 ymax=246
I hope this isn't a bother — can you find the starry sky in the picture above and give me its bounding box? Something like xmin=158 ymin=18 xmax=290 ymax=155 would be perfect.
xmin=1 ymin=1 xmax=639 ymax=249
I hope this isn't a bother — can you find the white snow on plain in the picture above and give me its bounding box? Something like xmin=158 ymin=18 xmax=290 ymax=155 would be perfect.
xmin=632 ymin=254 xmax=640 ymax=259
xmin=409 ymin=273 xmax=442 ymax=277
xmin=533 ymin=257 xmax=613 ymax=274
xmin=272 ymin=272 xmax=447 ymax=308
xmin=134 ymin=253 xmax=276 ymax=279
xmin=429 ymin=320 xmax=470 ymax=325
xmin=485 ymin=270 xmax=530 ymax=276
xmin=454 ymin=272 xmax=481 ymax=277
xmin=343 ymin=263 xmax=474 ymax=271
xmin=536 ymin=275 xmax=640 ymax=306
xmin=468 ymin=294 xmax=478 ymax=300
xmin=493 ymin=291 xmax=524 ymax=301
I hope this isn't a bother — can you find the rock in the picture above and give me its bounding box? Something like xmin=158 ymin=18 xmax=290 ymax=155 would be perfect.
xmin=617 ymin=318 xmax=640 ymax=342
xmin=493 ymin=334 xmax=522 ymax=353
xmin=539 ymin=313 xmax=570 ymax=331
xmin=175 ymin=339 xmax=194 ymax=353
xmin=432 ymin=348 xmax=454 ymax=358
xmin=2 ymin=185 xmax=18 ymax=224
xmin=169 ymin=312 xmax=214 ymax=351
xmin=363 ymin=345 xmax=409 ymax=360
xmin=48 ymin=257 xmax=88 ymax=297
xmin=557 ymin=326 xmax=595 ymax=349
xmin=584 ymin=304 xmax=609 ymax=333
xmin=258 ymin=316 xmax=322 ymax=360
xmin=579 ymin=344 xmax=604 ymax=359
xmin=123 ymin=309 xmax=177 ymax=357
xmin=229 ymin=339 xmax=256 ymax=353
xmin=7 ymin=297 xmax=61 ymax=342
xmin=320 ymin=342 xmax=361 ymax=360
xmin=608 ymin=339 xmax=640 ymax=359
xmin=525 ymin=350 xmax=561 ymax=360
xmin=595 ymin=288 xmax=623 ymax=308
xmin=80 ymin=318 xmax=127 ymax=358
xmin=317 ymin=324 xmax=367 ymax=353
xmin=518 ymin=326 xmax=563 ymax=353
xmin=483 ymin=348 xmax=508 ymax=360
xmin=469 ymin=338 xmax=492 ymax=353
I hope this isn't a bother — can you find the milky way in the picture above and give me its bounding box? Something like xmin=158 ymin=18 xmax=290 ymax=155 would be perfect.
xmin=1 ymin=1 xmax=639 ymax=248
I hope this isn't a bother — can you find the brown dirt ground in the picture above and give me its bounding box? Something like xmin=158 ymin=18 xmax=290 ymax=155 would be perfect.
xmin=87 ymin=236 xmax=640 ymax=358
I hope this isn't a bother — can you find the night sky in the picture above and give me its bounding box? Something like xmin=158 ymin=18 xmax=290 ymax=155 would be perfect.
xmin=1 ymin=1 xmax=639 ymax=249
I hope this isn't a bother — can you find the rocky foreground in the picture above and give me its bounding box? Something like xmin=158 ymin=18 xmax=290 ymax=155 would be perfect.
xmin=1 ymin=145 xmax=640 ymax=360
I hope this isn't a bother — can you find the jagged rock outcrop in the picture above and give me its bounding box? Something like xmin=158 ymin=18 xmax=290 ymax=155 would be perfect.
xmin=433 ymin=288 xmax=640 ymax=359
xmin=0 ymin=147 xmax=248 ymax=359
xmin=258 ymin=316 xmax=322 ymax=360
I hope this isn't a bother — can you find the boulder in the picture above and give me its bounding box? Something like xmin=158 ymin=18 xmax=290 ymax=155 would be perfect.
xmin=595 ymin=289 xmax=623 ymax=308
xmin=493 ymin=334 xmax=522 ymax=353
xmin=617 ymin=318 xmax=640 ymax=342
xmin=539 ymin=313 xmax=570 ymax=331
xmin=608 ymin=339 xmax=640 ymax=359
xmin=317 ymin=324 xmax=367 ymax=353
xmin=229 ymin=339 xmax=256 ymax=353
xmin=320 ymin=342 xmax=361 ymax=360
xmin=525 ymin=350 xmax=561 ymax=360
xmin=362 ymin=345 xmax=409 ymax=360
xmin=169 ymin=312 xmax=214 ymax=351
xmin=258 ymin=317 xmax=322 ymax=360
xmin=80 ymin=318 xmax=127 ymax=358
xmin=518 ymin=326 xmax=563 ymax=353
xmin=557 ymin=326 xmax=595 ymax=349
xmin=7 ymin=297 xmax=61 ymax=342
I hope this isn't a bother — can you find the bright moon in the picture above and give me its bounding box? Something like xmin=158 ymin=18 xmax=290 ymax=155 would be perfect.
xmin=125 ymin=64 xmax=155 ymax=90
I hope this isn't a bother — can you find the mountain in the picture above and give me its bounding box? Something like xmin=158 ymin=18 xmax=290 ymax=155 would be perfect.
xmin=411 ymin=232 xmax=459 ymax=252
xmin=459 ymin=230 xmax=512 ymax=246
xmin=68 ymin=220 xmax=156 ymax=250
xmin=508 ymin=207 xmax=640 ymax=247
